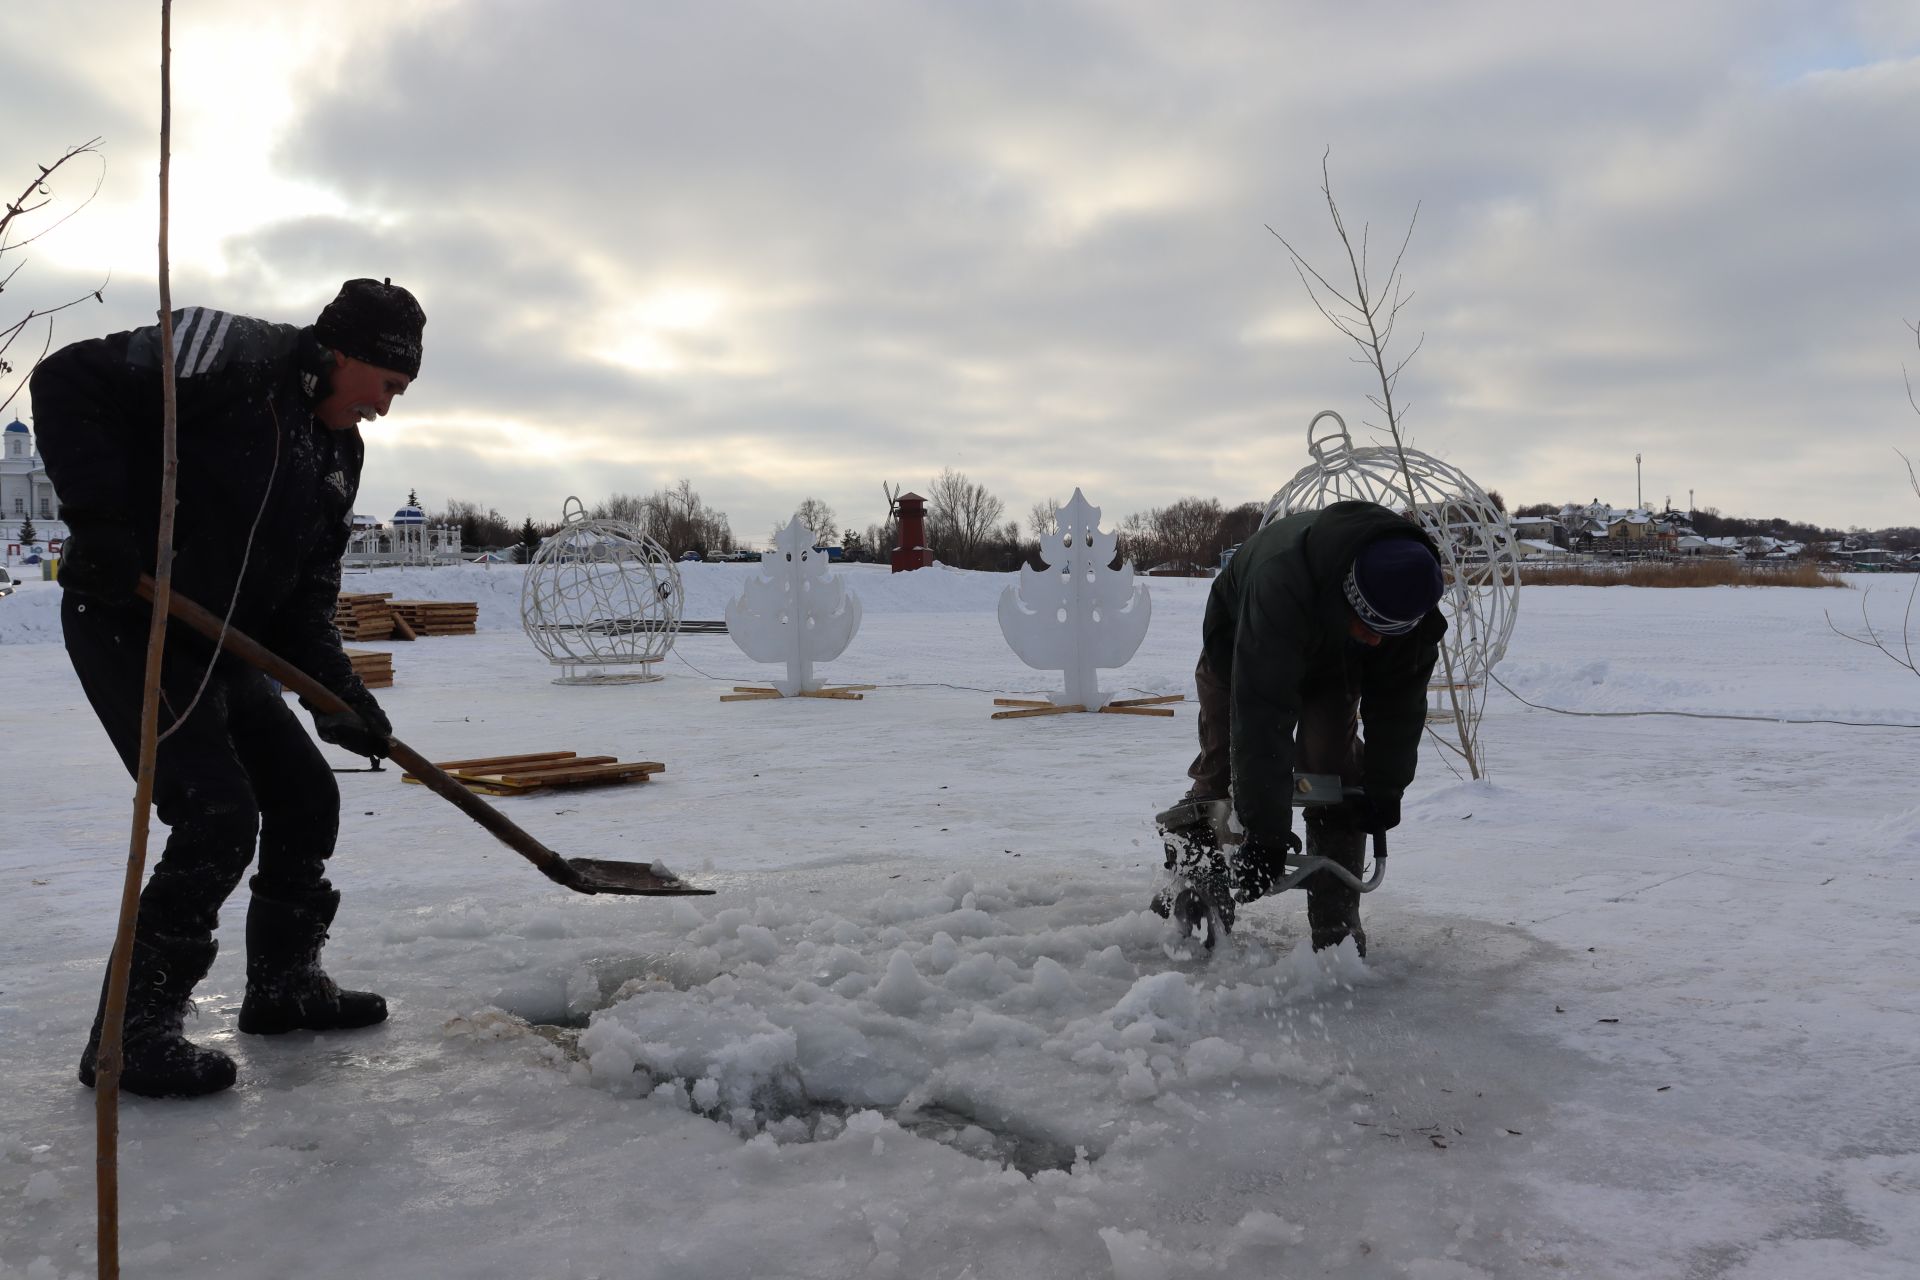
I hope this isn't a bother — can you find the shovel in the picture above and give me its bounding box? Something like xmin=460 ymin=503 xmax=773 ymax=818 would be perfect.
xmin=139 ymin=577 xmax=709 ymax=896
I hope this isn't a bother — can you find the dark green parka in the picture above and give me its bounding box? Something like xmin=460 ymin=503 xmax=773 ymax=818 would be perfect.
xmin=1203 ymin=500 xmax=1446 ymax=839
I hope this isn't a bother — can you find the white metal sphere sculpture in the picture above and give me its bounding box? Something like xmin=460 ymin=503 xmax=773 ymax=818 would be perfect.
xmin=521 ymin=497 xmax=685 ymax=685
xmin=1263 ymin=411 xmax=1519 ymax=760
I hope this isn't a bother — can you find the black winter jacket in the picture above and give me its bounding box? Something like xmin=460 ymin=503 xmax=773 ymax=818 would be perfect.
xmin=1202 ymin=501 xmax=1446 ymax=838
xmin=30 ymin=307 xmax=370 ymax=702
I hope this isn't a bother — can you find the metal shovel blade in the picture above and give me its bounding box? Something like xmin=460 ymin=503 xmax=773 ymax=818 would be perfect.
xmin=566 ymin=858 xmax=713 ymax=896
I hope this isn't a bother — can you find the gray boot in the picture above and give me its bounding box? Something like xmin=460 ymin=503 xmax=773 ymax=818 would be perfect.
xmin=79 ymin=930 xmax=236 ymax=1098
xmin=1304 ymin=818 xmax=1368 ymax=957
xmin=237 ymin=883 xmax=387 ymax=1036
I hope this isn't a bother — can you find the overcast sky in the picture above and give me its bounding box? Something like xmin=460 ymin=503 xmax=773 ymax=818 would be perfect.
xmin=5 ymin=0 xmax=1917 ymax=539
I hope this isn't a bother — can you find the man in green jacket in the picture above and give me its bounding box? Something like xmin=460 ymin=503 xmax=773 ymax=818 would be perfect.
xmin=1158 ymin=500 xmax=1446 ymax=954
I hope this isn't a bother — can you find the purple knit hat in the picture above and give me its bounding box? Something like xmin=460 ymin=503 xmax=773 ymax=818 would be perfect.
xmin=1343 ymin=537 xmax=1443 ymax=636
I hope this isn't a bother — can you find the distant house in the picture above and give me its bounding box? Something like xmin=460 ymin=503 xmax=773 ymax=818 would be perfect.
xmin=1510 ymin=515 xmax=1565 ymax=548
xmin=1607 ymin=512 xmax=1655 ymax=543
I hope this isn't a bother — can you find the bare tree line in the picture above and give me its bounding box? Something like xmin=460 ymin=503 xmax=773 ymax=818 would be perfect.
xmin=431 ymin=478 xmax=737 ymax=560
xmin=825 ymin=470 xmax=1270 ymax=574
xmin=431 ymin=471 xmax=1281 ymax=575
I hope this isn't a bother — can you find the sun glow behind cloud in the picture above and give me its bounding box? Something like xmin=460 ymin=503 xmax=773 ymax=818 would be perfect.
xmin=594 ymin=285 xmax=739 ymax=375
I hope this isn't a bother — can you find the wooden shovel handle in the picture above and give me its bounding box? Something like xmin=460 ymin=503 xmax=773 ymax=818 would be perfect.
xmin=137 ymin=577 xmax=590 ymax=892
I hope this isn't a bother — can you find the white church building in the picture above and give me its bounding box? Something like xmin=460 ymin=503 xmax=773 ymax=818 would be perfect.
xmin=2 ymin=419 xmax=65 ymax=552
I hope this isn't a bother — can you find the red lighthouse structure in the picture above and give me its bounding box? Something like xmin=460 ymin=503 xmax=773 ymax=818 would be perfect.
xmin=889 ymin=491 xmax=934 ymax=573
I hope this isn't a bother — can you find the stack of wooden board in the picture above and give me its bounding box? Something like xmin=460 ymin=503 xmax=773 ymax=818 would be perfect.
xmin=389 ymin=599 xmax=479 ymax=636
xmin=336 ymin=592 xmax=397 ymax=641
xmin=344 ymin=648 xmax=394 ymax=689
xmin=402 ymin=751 xmax=663 ymax=796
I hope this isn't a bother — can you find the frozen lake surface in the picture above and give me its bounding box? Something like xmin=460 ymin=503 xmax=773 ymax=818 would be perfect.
xmin=2 ymin=564 xmax=1917 ymax=1278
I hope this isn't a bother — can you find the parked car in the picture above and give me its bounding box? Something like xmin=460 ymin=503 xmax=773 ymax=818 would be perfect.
xmin=0 ymin=566 xmax=14 ymax=598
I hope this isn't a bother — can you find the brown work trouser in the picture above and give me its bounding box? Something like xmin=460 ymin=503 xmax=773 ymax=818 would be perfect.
xmin=1185 ymin=651 xmax=1362 ymax=804
xmin=1185 ymin=650 xmax=1369 ymax=951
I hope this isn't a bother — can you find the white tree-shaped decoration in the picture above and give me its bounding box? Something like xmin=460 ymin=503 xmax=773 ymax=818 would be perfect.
xmin=1263 ymin=411 xmax=1519 ymax=774
xmin=998 ymin=488 xmax=1153 ymax=710
xmin=725 ymin=515 xmax=863 ymax=696
xmin=521 ymin=497 xmax=684 ymax=685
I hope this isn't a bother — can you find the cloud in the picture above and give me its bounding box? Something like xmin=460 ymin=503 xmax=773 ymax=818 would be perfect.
xmin=6 ymin=0 xmax=1920 ymax=534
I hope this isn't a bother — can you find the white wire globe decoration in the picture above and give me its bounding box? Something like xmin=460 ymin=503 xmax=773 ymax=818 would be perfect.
xmin=1262 ymin=411 xmax=1519 ymax=764
xmin=520 ymin=496 xmax=685 ymax=685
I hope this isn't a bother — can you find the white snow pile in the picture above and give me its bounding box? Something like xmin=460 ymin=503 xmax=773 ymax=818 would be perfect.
xmin=554 ymin=872 xmax=1364 ymax=1155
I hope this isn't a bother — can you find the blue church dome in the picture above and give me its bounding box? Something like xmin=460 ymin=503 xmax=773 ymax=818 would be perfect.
xmin=4 ymin=420 xmax=27 ymax=434
xmin=392 ymin=505 xmax=426 ymax=525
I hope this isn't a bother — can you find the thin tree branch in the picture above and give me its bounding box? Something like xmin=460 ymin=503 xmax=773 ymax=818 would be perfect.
xmin=0 ymin=138 xmax=104 ymax=254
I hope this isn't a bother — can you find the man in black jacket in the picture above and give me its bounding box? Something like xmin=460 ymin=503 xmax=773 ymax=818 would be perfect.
xmin=32 ymin=278 xmax=425 ymax=1097
xmin=1157 ymin=500 xmax=1446 ymax=955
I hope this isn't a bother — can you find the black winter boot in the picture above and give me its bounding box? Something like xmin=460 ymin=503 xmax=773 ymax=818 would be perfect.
xmin=79 ymin=931 xmax=236 ymax=1098
xmin=1304 ymin=820 xmax=1368 ymax=957
xmin=237 ymin=884 xmax=387 ymax=1035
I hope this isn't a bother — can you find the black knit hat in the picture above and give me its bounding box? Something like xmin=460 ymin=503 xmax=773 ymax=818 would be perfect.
xmin=315 ymin=278 xmax=425 ymax=378
xmin=1343 ymin=537 xmax=1444 ymax=636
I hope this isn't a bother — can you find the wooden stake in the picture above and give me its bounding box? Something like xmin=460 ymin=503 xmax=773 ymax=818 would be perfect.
xmin=1106 ymin=694 xmax=1185 ymax=708
xmin=100 ymin=9 xmax=175 ymax=1274
xmin=405 ymin=750 xmax=577 ymax=774
xmin=1097 ymin=704 xmax=1176 ymax=717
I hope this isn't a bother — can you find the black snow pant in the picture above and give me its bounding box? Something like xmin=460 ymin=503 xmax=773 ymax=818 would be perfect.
xmin=63 ymin=594 xmax=340 ymax=944
xmin=1186 ymin=650 xmax=1368 ymax=947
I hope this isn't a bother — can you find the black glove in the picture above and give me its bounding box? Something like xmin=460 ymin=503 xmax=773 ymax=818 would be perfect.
xmin=312 ymin=689 xmax=393 ymax=759
xmin=1242 ymin=827 xmax=1303 ymax=863
xmin=1339 ymin=790 xmax=1400 ymax=835
xmin=57 ymin=522 xmax=143 ymax=604
xmin=1232 ymin=828 xmax=1303 ymax=904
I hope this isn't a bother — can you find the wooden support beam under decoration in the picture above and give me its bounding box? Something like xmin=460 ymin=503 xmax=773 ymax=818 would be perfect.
xmin=722 ymin=684 xmax=876 ymax=703
xmin=990 ymin=694 xmax=1184 ymax=720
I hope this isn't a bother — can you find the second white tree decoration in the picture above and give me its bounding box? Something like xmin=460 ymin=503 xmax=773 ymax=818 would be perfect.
xmin=723 ymin=515 xmax=869 ymax=702
xmin=995 ymin=488 xmax=1180 ymax=719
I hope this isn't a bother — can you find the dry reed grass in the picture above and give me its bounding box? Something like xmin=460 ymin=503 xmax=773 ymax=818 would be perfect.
xmin=1518 ymin=560 xmax=1847 ymax=588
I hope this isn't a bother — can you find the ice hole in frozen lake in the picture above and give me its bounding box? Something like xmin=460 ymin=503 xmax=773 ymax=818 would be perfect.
xmin=510 ymin=955 xmax=1093 ymax=1177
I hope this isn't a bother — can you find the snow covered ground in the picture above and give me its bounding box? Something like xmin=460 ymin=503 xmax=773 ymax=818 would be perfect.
xmin=2 ymin=564 xmax=1918 ymax=1279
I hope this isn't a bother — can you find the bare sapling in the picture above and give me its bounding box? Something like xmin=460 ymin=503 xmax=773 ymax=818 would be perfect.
xmin=1267 ymin=151 xmax=1482 ymax=778
xmin=1824 ymin=324 xmax=1920 ymax=677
